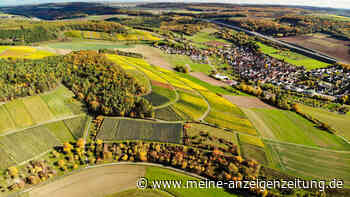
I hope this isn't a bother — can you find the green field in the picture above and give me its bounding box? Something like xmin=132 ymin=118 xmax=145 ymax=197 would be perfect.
xmin=65 ymin=29 xmax=160 ymax=41
xmin=265 ymin=140 xmax=350 ymax=184
xmin=155 ymin=106 xmax=183 ymax=121
xmin=200 ymin=90 xmax=257 ymax=135
xmin=5 ymin=99 xmax=34 ymax=128
xmin=300 ymin=105 xmax=350 ymax=142
xmin=125 ymin=69 xmax=152 ymax=94
xmin=177 ymin=73 xmax=246 ymax=96
xmin=40 ymin=86 xmax=83 ymax=117
xmin=0 ymin=126 xmax=61 ymax=167
xmin=64 ymin=116 xmax=89 ymax=139
xmin=249 ymin=108 xmax=350 ymax=150
xmin=237 ymin=134 xmax=268 ymax=165
xmin=144 ymin=84 xmax=176 ymax=108
xmin=0 ymin=116 xmax=86 ymax=169
xmin=184 ymin=28 xmax=231 ymax=49
xmin=45 ymin=120 xmax=75 ymax=142
xmin=0 ymin=86 xmax=84 ymax=135
xmin=22 ymin=95 xmax=54 ymax=123
xmin=0 ymin=105 xmax=16 ymax=134
xmin=171 ymin=90 xmax=208 ymax=121
xmin=43 ymin=40 xmax=133 ymax=51
xmin=98 ymin=118 xmax=183 ymax=144
xmin=185 ymin=123 xmax=237 ymax=150
xmin=257 ymin=42 xmax=329 ymax=70
xmin=162 ymin=53 xmax=212 ymax=74
xmin=146 ymin=166 xmax=240 ymax=197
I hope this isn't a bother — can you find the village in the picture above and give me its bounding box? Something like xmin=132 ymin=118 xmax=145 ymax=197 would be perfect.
xmin=155 ymin=39 xmax=350 ymax=101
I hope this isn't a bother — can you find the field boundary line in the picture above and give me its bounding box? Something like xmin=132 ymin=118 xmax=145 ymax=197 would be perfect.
xmin=0 ymin=114 xmax=85 ymax=137
xmin=263 ymin=138 xmax=350 ymax=153
xmin=120 ymin=56 xmax=180 ymax=110
xmin=17 ymin=149 xmax=52 ymax=167
xmin=197 ymin=90 xmax=211 ymax=122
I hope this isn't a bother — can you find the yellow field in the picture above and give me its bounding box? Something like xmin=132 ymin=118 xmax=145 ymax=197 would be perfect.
xmin=108 ymin=55 xmax=169 ymax=83
xmin=0 ymin=105 xmax=15 ymax=134
xmin=22 ymin=95 xmax=54 ymax=123
xmin=5 ymin=99 xmax=33 ymax=128
xmin=200 ymin=90 xmax=257 ymax=135
xmin=238 ymin=133 xmax=265 ymax=147
xmin=0 ymin=46 xmax=55 ymax=59
xmin=106 ymin=54 xmax=138 ymax=70
xmin=172 ymin=91 xmax=208 ymax=120
xmin=116 ymin=30 xmax=160 ymax=41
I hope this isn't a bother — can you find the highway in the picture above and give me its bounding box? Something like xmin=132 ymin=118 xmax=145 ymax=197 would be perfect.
xmin=205 ymin=19 xmax=338 ymax=64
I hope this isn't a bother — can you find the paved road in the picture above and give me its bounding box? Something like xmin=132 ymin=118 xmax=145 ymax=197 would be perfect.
xmin=205 ymin=19 xmax=338 ymax=64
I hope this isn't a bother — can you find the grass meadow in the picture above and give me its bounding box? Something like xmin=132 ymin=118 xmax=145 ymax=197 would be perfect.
xmin=145 ymin=166 xmax=240 ymax=197
xmin=250 ymin=108 xmax=350 ymax=150
xmin=300 ymin=105 xmax=350 ymax=142
xmin=265 ymin=140 xmax=350 ymax=184
xmin=257 ymin=42 xmax=329 ymax=70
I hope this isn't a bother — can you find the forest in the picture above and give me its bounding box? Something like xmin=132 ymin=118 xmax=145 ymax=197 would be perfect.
xmin=223 ymin=15 xmax=350 ymax=39
xmin=0 ymin=21 xmax=127 ymax=45
xmin=0 ymin=51 xmax=153 ymax=118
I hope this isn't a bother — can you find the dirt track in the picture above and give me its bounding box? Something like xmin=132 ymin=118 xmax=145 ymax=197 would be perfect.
xmin=190 ymin=72 xmax=228 ymax=87
xmin=120 ymin=45 xmax=173 ymax=70
xmin=29 ymin=165 xmax=145 ymax=197
xmin=223 ymin=95 xmax=275 ymax=109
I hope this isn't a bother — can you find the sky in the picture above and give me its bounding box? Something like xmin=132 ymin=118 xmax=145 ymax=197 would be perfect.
xmin=0 ymin=0 xmax=349 ymax=9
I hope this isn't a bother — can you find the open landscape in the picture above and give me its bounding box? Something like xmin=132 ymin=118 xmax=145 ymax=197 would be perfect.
xmin=279 ymin=33 xmax=350 ymax=64
xmin=0 ymin=1 xmax=349 ymax=197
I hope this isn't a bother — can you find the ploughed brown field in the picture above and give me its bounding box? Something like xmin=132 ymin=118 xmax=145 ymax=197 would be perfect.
xmin=278 ymin=33 xmax=350 ymax=64
xmin=29 ymin=165 xmax=146 ymax=197
xmin=223 ymin=95 xmax=275 ymax=109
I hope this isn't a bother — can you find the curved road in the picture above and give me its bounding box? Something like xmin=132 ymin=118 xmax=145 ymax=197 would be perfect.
xmin=26 ymin=163 xmax=206 ymax=197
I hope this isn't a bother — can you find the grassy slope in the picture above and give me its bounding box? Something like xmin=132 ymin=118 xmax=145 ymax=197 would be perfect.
xmin=162 ymin=53 xmax=212 ymax=74
xmin=300 ymin=105 xmax=350 ymax=142
xmin=22 ymin=95 xmax=55 ymax=123
xmin=200 ymin=90 xmax=257 ymax=135
xmin=43 ymin=40 xmax=133 ymax=50
xmin=238 ymin=134 xmax=268 ymax=165
xmin=172 ymin=90 xmax=208 ymax=121
xmin=144 ymin=85 xmax=176 ymax=107
xmin=146 ymin=166 xmax=240 ymax=197
xmin=186 ymin=123 xmax=237 ymax=149
xmin=0 ymin=117 xmax=85 ymax=170
xmin=251 ymin=108 xmax=350 ymax=150
xmin=265 ymin=141 xmax=350 ymax=184
xmin=5 ymin=99 xmax=33 ymax=128
xmin=257 ymin=42 xmax=329 ymax=70
xmin=0 ymin=105 xmax=16 ymax=134
xmin=184 ymin=28 xmax=230 ymax=49
xmin=40 ymin=86 xmax=77 ymax=117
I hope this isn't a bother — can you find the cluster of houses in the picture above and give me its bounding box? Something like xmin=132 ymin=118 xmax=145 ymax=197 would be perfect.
xmin=154 ymin=44 xmax=209 ymax=64
xmin=155 ymin=41 xmax=350 ymax=100
xmin=220 ymin=46 xmax=350 ymax=100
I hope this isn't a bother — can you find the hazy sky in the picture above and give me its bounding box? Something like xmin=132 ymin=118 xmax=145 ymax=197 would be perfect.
xmin=0 ymin=0 xmax=349 ymax=9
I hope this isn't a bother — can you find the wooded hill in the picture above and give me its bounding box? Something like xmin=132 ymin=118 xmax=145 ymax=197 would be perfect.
xmin=0 ymin=51 xmax=153 ymax=118
xmin=0 ymin=20 xmax=127 ymax=45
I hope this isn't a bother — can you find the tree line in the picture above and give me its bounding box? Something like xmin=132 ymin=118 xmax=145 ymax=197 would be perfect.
xmin=0 ymin=21 xmax=127 ymax=45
